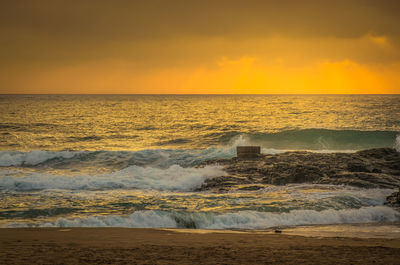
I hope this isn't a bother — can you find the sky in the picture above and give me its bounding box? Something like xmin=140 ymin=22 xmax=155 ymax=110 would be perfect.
xmin=1 ymin=0 xmax=400 ymax=94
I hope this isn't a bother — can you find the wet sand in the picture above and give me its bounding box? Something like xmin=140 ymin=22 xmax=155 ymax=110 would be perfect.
xmin=1 ymin=228 xmax=400 ymax=264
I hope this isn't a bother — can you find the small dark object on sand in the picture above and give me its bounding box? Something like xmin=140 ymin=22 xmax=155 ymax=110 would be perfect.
xmin=275 ymin=229 xmax=282 ymax=234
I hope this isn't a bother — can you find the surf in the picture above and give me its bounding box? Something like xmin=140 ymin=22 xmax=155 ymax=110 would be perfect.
xmin=6 ymin=206 xmax=399 ymax=229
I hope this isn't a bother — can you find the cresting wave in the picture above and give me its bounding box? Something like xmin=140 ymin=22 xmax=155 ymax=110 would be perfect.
xmin=0 ymin=137 xmax=278 ymax=168
xmin=7 ymin=206 xmax=399 ymax=229
xmin=0 ymin=129 xmax=398 ymax=168
xmin=0 ymin=150 xmax=78 ymax=167
xmin=0 ymin=149 xmax=235 ymax=168
xmin=224 ymin=129 xmax=399 ymax=151
xmin=0 ymin=165 xmax=226 ymax=192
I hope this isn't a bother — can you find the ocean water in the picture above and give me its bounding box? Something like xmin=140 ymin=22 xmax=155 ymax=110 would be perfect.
xmin=0 ymin=94 xmax=399 ymax=229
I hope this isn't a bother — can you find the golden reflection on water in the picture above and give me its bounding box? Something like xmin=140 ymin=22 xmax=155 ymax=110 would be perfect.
xmin=1 ymin=95 xmax=399 ymax=151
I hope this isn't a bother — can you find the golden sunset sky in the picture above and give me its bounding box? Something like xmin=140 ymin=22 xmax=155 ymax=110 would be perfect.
xmin=1 ymin=0 xmax=400 ymax=94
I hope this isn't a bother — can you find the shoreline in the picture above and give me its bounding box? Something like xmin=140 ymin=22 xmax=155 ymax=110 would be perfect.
xmin=1 ymin=227 xmax=400 ymax=264
xmin=161 ymin=222 xmax=400 ymax=239
xmin=3 ymin=221 xmax=400 ymax=239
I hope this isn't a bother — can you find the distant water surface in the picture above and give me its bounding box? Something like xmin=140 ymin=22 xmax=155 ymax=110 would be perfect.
xmin=1 ymin=94 xmax=399 ymax=151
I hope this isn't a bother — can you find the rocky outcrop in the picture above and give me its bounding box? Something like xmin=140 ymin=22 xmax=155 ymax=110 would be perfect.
xmin=197 ymin=148 xmax=400 ymax=192
xmin=385 ymin=189 xmax=400 ymax=207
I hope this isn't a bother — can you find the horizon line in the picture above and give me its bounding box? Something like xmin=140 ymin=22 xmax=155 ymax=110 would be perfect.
xmin=1 ymin=93 xmax=399 ymax=96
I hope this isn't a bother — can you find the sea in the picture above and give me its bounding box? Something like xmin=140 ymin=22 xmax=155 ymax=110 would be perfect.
xmin=0 ymin=94 xmax=400 ymax=230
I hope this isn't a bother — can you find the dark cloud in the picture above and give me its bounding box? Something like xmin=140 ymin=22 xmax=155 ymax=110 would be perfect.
xmin=1 ymin=1 xmax=400 ymax=67
xmin=2 ymin=0 xmax=400 ymax=39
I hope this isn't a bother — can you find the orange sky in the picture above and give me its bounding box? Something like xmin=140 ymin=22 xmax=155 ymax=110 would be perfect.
xmin=1 ymin=1 xmax=400 ymax=94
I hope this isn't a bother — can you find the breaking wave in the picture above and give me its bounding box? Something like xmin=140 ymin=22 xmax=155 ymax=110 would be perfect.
xmin=0 ymin=148 xmax=233 ymax=168
xmin=8 ymin=206 xmax=399 ymax=229
xmin=0 ymin=129 xmax=398 ymax=170
xmin=0 ymin=136 xmax=281 ymax=169
xmin=0 ymin=150 xmax=78 ymax=167
xmin=222 ymin=129 xmax=399 ymax=151
xmin=0 ymin=129 xmax=397 ymax=169
xmin=0 ymin=165 xmax=226 ymax=192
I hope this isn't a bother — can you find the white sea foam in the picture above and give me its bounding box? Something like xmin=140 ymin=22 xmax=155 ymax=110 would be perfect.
xmin=395 ymin=135 xmax=400 ymax=152
xmin=45 ymin=210 xmax=177 ymax=228
xmin=0 ymin=150 xmax=78 ymax=166
xmin=9 ymin=206 xmax=398 ymax=229
xmin=0 ymin=165 xmax=226 ymax=191
xmin=197 ymin=206 xmax=400 ymax=229
xmin=228 ymin=134 xmax=359 ymax=154
xmin=0 ymin=140 xmax=281 ymax=170
xmin=5 ymin=131 xmax=396 ymax=169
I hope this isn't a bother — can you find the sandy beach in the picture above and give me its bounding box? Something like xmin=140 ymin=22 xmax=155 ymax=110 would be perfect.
xmin=1 ymin=227 xmax=400 ymax=264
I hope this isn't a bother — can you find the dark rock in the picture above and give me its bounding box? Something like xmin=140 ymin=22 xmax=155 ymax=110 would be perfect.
xmin=385 ymin=189 xmax=400 ymax=207
xmin=237 ymin=185 xmax=264 ymax=191
xmin=198 ymin=148 xmax=400 ymax=192
xmin=347 ymin=162 xmax=372 ymax=172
